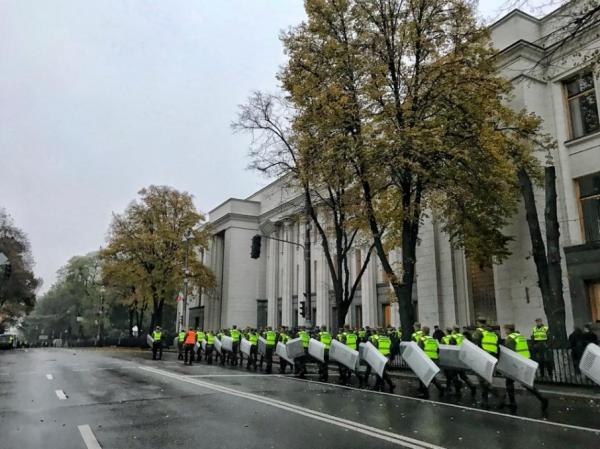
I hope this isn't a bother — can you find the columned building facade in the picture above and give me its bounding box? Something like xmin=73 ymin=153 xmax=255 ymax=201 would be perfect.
xmin=181 ymin=1 xmax=600 ymax=334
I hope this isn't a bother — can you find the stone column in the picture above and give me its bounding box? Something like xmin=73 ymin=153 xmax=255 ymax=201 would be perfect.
xmin=361 ymin=250 xmax=378 ymax=328
xmin=281 ymin=223 xmax=294 ymax=327
xmin=315 ymin=248 xmax=330 ymax=328
xmin=266 ymin=231 xmax=279 ymax=328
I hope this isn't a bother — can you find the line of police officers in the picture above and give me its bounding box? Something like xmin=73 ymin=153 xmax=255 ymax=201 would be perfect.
xmin=150 ymin=316 xmax=551 ymax=412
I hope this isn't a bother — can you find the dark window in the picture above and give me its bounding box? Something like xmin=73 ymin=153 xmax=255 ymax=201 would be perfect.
xmin=257 ymin=300 xmax=267 ymax=329
xmin=566 ymin=72 xmax=600 ymax=139
xmin=579 ymin=172 xmax=600 ymax=242
xmin=467 ymin=258 xmax=497 ymax=324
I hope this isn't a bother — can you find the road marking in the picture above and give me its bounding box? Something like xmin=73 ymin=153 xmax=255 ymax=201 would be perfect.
xmin=281 ymin=375 xmax=600 ymax=434
xmin=46 ymin=374 xmax=53 ymax=380
xmin=187 ymin=374 xmax=282 ymax=378
xmin=55 ymin=390 xmax=67 ymax=400
xmin=78 ymin=425 xmax=102 ymax=449
xmin=140 ymin=366 xmax=444 ymax=449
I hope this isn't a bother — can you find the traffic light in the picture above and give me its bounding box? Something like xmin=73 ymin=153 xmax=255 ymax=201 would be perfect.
xmin=300 ymin=301 xmax=306 ymax=318
xmin=250 ymin=235 xmax=262 ymax=259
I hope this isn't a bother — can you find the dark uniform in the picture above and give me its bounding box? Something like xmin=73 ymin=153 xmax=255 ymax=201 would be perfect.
xmin=417 ymin=328 xmax=444 ymax=398
xmin=471 ymin=320 xmax=500 ymax=407
xmin=531 ymin=320 xmax=553 ymax=379
xmin=317 ymin=327 xmax=332 ymax=382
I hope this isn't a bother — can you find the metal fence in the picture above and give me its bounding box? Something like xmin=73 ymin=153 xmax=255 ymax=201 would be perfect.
xmin=389 ymin=347 xmax=597 ymax=387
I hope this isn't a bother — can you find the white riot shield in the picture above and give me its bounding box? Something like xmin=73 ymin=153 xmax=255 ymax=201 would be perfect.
xmin=580 ymin=343 xmax=600 ymax=386
xmin=400 ymin=341 xmax=440 ymax=386
xmin=363 ymin=341 xmax=389 ymax=378
xmin=308 ymin=338 xmax=326 ymax=363
xmin=201 ymin=339 xmax=207 ymax=351
xmin=458 ymin=339 xmax=497 ymax=384
xmin=286 ymin=338 xmax=304 ymax=359
xmin=276 ymin=342 xmax=294 ymax=364
xmin=439 ymin=344 xmax=469 ymax=370
xmin=258 ymin=337 xmax=267 ymax=356
xmin=241 ymin=338 xmax=252 ymax=356
xmin=497 ymin=345 xmax=539 ymax=388
xmin=146 ymin=334 xmax=154 ymax=348
xmin=194 ymin=341 xmax=200 ymax=351
xmin=221 ymin=335 xmax=233 ymax=352
xmin=329 ymin=339 xmax=359 ymax=371
xmin=214 ymin=337 xmax=222 ymax=354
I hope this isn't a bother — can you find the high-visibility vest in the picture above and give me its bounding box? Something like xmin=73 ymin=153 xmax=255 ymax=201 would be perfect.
xmin=421 ymin=336 xmax=439 ymax=360
xmin=509 ymin=332 xmax=531 ymax=358
xmin=196 ymin=331 xmax=205 ymax=342
xmin=336 ymin=333 xmax=344 ymax=341
xmin=248 ymin=333 xmax=258 ymax=345
xmin=412 ymin=330 xmax=423 ymax=342
xmin=265 ymin=330 xmax=277 ymax=346
xmin=230 ymin=329 xmax=241 ymax=342
xmin=377 ymin=335 xmax=391 ymax=356
xmin=299 ymin=331 xmax=310 ymax=348
xmin=319 ymin=331 xmax=332 ymax=349
xmin=477 ymin=328 xmax=498 ymax=355
xmin=280 ymin=333 xmax=290 ymax=343
xmin=394 ymin=329 xmax=402 ymax=340
xmin=358 ymin=330 xmax=366 ymax=340
xmin=206 ymin=333 xmax=215 ymax=344
xmin=452 ymin=332 xmax=465 ymax=345
xmin=345 ymin=332 xmax=357 ymax=350
xmin=178 ymin=331 xmax=186 ymax=342
xmin=184 ymin=330 xmax=196 ymax=345
xmin=152 ymin=331 xmax=162 ymax=341
xmin=442 ymin=335 xmax=452 ymax=345
xmin=532 ymin=325 xmax=549 ymax=341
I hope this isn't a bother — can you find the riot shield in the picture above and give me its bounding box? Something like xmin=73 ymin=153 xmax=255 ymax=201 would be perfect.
xmin=146 ymin=334 xmax=154 ymax=348
xmin=497 ymin=345 xmax=539 ymax=388
xmin=580 ymin=343 xmax=600 ymax=386
xmin=221 ymin=335 xmax=233 ymax=352
xmin=214 ymin=337 xmax=222 ymax=354
xmin=201 ymin=339 xmax=207 ymax=351
xmin=240 ymin=338 xmax=252 ymax=356
xmin=400 ymin=341 xmax=440 ymax=387
xmin=438 ymin=344 xmax=469 ymax=370
xmin=276 ymin=342 xmax=294 ymax=364
xmin=362 ymin=341 xmax=389 ymax=378
xmin=258 ymin=337 xmax=267 ymax=356
xmin=458 ymin=339 xmax=497 ymax=383
xmin=308 ymin=338 xmax=326 ymax=363
xmin=194 ymin=341 xmax=200 ymax=351
xmin=329 ymin=339 xmax=359 ymax=371
xmin=286 ymin=338 xmax=304 ymax=359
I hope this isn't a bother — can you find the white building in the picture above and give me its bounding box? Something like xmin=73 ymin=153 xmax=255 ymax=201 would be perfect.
xmin=182 ymin=1 xmax=600 ymax=333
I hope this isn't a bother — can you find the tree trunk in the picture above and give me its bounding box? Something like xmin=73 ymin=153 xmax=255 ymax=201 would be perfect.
xmin=336 ymin=301 xmax=350 ymax=330
xmin=128 ymin=307 xmax=134 ymax=336
xmin=518 ymin=167 xmax=566 ymax=344
xmin=544 ymin=166 xmax=567 ymax=345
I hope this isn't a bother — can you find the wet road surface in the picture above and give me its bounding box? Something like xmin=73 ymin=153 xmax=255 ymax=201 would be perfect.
xmin=1 ymin=348 xmax=599 ymax=449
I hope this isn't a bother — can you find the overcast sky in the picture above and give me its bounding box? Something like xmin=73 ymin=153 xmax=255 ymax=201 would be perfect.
xmin=0 ymin=0 xmax=542 ymax=292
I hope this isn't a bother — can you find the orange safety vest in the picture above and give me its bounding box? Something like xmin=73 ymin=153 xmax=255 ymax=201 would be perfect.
xmin=184 ymin=330 xmax=197 ymax=345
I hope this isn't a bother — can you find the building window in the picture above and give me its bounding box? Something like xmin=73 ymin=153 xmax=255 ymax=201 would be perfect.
xmin=565 ymin=72 xmax=600 ymax=139
xmin=578 ymin=172 xmax=600 ymax=242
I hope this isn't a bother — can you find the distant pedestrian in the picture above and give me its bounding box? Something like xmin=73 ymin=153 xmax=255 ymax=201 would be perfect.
xmin=183 ymin=327 xmax=197 ymax=365
xmin=432 ymin=325 xmax=445 ymax=342
xmin=151 ymin=326 xmax=163 ymax=360
xmin=568 ymin=327 xmax=585 ymax=372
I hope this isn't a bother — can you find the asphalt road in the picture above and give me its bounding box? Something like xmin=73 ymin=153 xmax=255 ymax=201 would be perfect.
xmin=1 ymin=347 xmax=599 ymax=449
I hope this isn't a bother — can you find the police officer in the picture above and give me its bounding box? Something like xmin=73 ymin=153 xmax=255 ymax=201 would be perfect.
xmin=230 ymin=325 xmax=241 ymax=366
xmin=411 ymin=322 xmax=423 ymax=342
xmin=441 ymin=326 xmax=476 ymax=396
xmin=151 ymin=326 xmax=163 ymax=360
xmin=183 ymin=327 xmax=197 ymax=365
xmin=417 ymin=326 xmax=444 ymax=398
xmin=260 ymin=326 xmax=277 ymax=374
xmin=317 ymin=325 xmax=332 ymax=382
xmin=246 ymin=328 xmax=258 ymax=370
xmin=196 ymin=328 xmax=205 ymax=362
xmin=205 ymin=330 xmax=215 ymax=364
xmin=371 ymin=328 xmax=396 ymax=392
xmin=531 ymin=318 xmax=552 ymax=379
xmin=278 ymin=327 xmax=293 ymax=374
xmin=339 ymin=325 xmax=358 ymax=385
xmin=295 ymin=326 xmax=311 ymax=378
xmin=501 ymin=324 xmax=549 ymax=412
xmin=472 ymin=318 xmax=500 ymax=407
xmin=177 ymin=328 xmax=186 ymax=360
